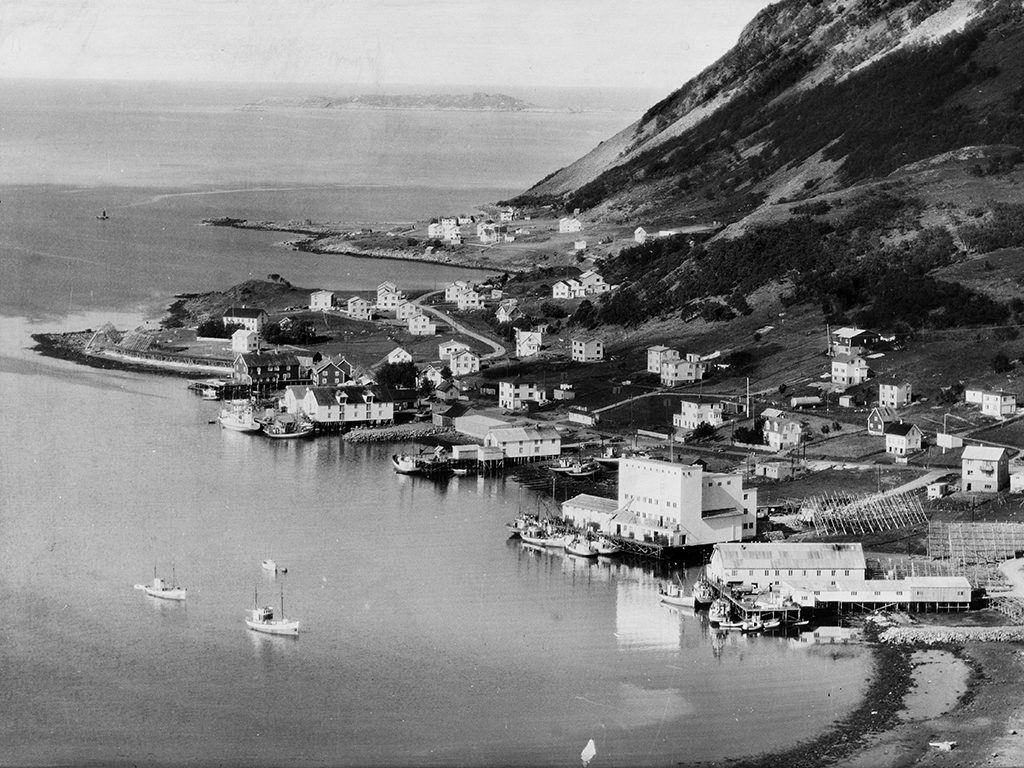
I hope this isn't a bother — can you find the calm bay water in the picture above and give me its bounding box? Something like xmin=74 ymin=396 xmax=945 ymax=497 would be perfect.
xmin=0 ymin=81 xmax=871 ymax=766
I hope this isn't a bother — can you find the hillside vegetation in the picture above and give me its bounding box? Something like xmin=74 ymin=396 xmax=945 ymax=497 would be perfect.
xmin=512 ymin=0 xmax=1024 ymax=228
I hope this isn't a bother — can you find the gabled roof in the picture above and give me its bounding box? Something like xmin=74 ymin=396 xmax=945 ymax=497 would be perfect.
xmin=884 ymin=421 xmax=920 ymax=437
xmin=488 ymin=426 xmax=560 ymax=443
xmin=713 ymin=542 xmax=865 ymax=571
xmin=869 ymin=407 xmax=898 ymax=420
xmin=962 ymin=445 xmax=1007 ymax=462
xmin=237 ymin=351 xmax=299 ymax=366
xmin=832 ymin=353 xmax=866 ymax=365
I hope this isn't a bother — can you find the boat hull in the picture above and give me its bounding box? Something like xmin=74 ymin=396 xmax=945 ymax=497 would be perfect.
xmin=246 ymin=619 xmax=299 ymax=636
xmin=219 ymin=416 xmax=261 ymax=432
xmin=660 ymin=593 xmax=694 ymax=608
xmin=143 ymin=587 xmax=187 ymax=601
xmin=262 ymin=425 xmax=314 ymax=439
xmin=566 ymin=544 xmax=599 ymax=557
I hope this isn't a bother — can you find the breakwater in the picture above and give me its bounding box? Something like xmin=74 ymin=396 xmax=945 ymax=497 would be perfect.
xmin=879 ymin=625 xmax=1024 ymax=644
xmin=342 ymin=424 xmax=454 ymax=443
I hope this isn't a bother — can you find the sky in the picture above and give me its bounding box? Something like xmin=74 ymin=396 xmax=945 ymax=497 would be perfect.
xmin=0 ymin=0 xmax=775 ymax=91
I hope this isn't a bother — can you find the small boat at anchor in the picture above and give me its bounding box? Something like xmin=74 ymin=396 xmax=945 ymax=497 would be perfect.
xmin=246 ymin=586 xmax=299 ymax=637
xmin=200 ymin=387 xmax=220 ymax=400
xmin=96 ymin=210 xmax=109 ymax=220
xmin=262 ymin=559 xmax=287 ymax=574
xmin=134 ymin=567 xmax=187 ymax=601
xmin=761 ymin=618 xmax=782 ymax=630
xmin=741 ymin=619 xmax=765 ymax=633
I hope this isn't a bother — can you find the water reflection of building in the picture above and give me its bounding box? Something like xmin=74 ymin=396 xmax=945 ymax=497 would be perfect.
xmin=614 ymin=575 xmax=682 ymax=651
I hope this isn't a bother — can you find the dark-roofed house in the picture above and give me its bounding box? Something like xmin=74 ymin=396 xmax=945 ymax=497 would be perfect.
xmin=312 ymin=357 xmax=352 ymax=387
xmin=884 ymin=421 xmax=923 ymax=456
xmin=223 ymin=307 xmax=268 ymax=332
xmin=432 ymin=402 xmax=470 ymax=428
xmin=867 ymin=407 xmax=898 ymax=436
xmin=233 ymin=351 xmax=305 ymax=391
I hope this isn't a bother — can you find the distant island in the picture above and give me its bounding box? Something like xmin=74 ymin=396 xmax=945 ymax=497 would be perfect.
xmin=244 ymin=92 xmax=542 ymax=112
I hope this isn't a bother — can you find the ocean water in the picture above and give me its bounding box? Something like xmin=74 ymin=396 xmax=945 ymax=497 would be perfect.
xmin=0 ymin=80 xmax=871 ymax=766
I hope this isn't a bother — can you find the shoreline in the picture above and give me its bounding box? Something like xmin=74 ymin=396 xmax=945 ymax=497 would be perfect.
xmin=31 ymin=332 xmax=224 ymax=379
xmin=203 ymin=217 xmax=528 ymax=273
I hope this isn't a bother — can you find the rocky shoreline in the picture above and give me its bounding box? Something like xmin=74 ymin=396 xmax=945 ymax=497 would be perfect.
xmin=343 ymin=424 xmax=453 ymax=443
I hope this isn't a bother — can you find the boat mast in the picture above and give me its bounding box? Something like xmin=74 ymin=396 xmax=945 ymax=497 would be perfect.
xmin=280 ymin=586 xmax=285 ymax=619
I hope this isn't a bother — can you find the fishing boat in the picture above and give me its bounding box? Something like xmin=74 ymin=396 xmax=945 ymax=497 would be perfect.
xmin=200 ymin=387 xmax=220 ymax=400
xmin=519 ymin=525 xmax=568 ymax=548
xmin=245 ymin=586 xmax=299 ymax=636
xmin=761 ymin=618 xmax=782 ymax=630
xmin=506 ymin=513 xmax=540 ymax=537
xmin=594 ymin=537 xmax=622 ymax=556
xmin=565 ymin=536 xmax=599 ymax=558
xmin=261 ymin=415 xmax=314 ymax=439
xmin=452 ymin=467 xmax=470 ymax=476
xmin=708 ymin=598 xmax=731 ymax=627
xmin=218 ymin=400 xmax=260 ymax=432
xmin=658 ymin=582 xmax=695 ymax=607
xmin=692 ymin=575 xmax=716 ymax=607
xmin=391 ymin=446 xmax=449 ymax=475
xmin=718 ymin=619 xmax=746 ymax=630
xmin=96 ymin=210 xmax=109 ymax=220
xmin=134 ymin=567 xmax=187 ymax=601
xmin=741 ymin=619 xmax=765 ymax=633
xmin=565 ymin=461 xmax=601 ymax=478
xmin=391 ymin=454 xmax=420 ymax=474
xmin=549 ymin=457 xmax=577 ymax=474
xmin=262 ymin=559 xmax=287 ymax=574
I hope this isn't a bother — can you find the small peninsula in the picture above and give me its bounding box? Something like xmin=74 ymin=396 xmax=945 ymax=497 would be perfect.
xmin=244 ymin=92 xmax=541 ymax=112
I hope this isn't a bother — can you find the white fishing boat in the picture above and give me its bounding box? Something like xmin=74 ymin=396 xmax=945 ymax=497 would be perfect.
xmin=452 ymin=467 xmax=470 ymax=476
xmin=565 ymin=461 xmax=601 ymax=478
xmin=548 ymin=457 xmax=577 ymax=474
xmin=708 ymin=598 xmax=731 ymax=627
xmin=134 ymin=567 xmax=187 ymax=601
xmin=391 ymin=446 xmax=448 ymax=474
xmin=761 ymin=618 xmax=782 ymax=630
xmin=391 ymin=454 xmax=420 ymax=474
xmin=565 ymin=536 xmax=599 ymax=558
xmin=262 ymin=559 xmax=287 ymax=574
xmin=594 ymin=537 xmax=622 ymax=556
xmin=741 ymin=619 xmax=765 ymax=633
xmin=218 ymin=400 xmax=260 ymax=432
xmin=658 ymin=582 xmax=694 ymax=607
xmin=246 ymin=586 xmax=299 ymax=637
xmin=200 ymin=387 xmax=220 ymax=400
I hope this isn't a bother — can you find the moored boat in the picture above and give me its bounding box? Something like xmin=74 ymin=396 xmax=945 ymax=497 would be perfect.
xmin=692 ymin=576 xmax=715 ymax=607
xmin=741 ymin=619 xmax=765 ymax=633
xmin=594 ymin=537 xmax=622 ymax=556
xmin=219 ymin=400 xmax=260 ymax=432
xmin=262 ymin=559 xmax=287 ymax=574
xmin=246 ymin=586 xmax=299 ymax=637
xmin=708 ymin=598 xmax=731 ymax=627
xmin=201 ymin=387 xmax=220 ymax=400
xmin=565 ymin=536 xmax=599 ymax=558
xmin=261 ymin=416 xmax=314 ymax=439
xmin=392 ymin=454 xmax=420 ymax=474
xmin=659 ymin=582 xmax=694 ymax=607
xmin=565 ymin=460 xmax=601 ymax=478
xmin=761 ymin=618 xmax=782 ymax=630
xmin=135 ymin=568 xmax=187 ymax=601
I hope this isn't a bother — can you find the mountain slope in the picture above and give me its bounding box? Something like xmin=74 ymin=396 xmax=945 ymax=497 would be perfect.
xmin=515 ymin=0 xmax=1024 ymax=225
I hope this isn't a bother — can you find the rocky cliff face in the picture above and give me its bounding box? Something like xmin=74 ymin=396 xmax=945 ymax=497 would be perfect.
xmin=520 ymin=0 xmax=1022 ymax=225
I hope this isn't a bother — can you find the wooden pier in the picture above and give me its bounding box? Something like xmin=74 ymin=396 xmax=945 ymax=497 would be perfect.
xmin=710 ymin=580 xmax=803 ymax=623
